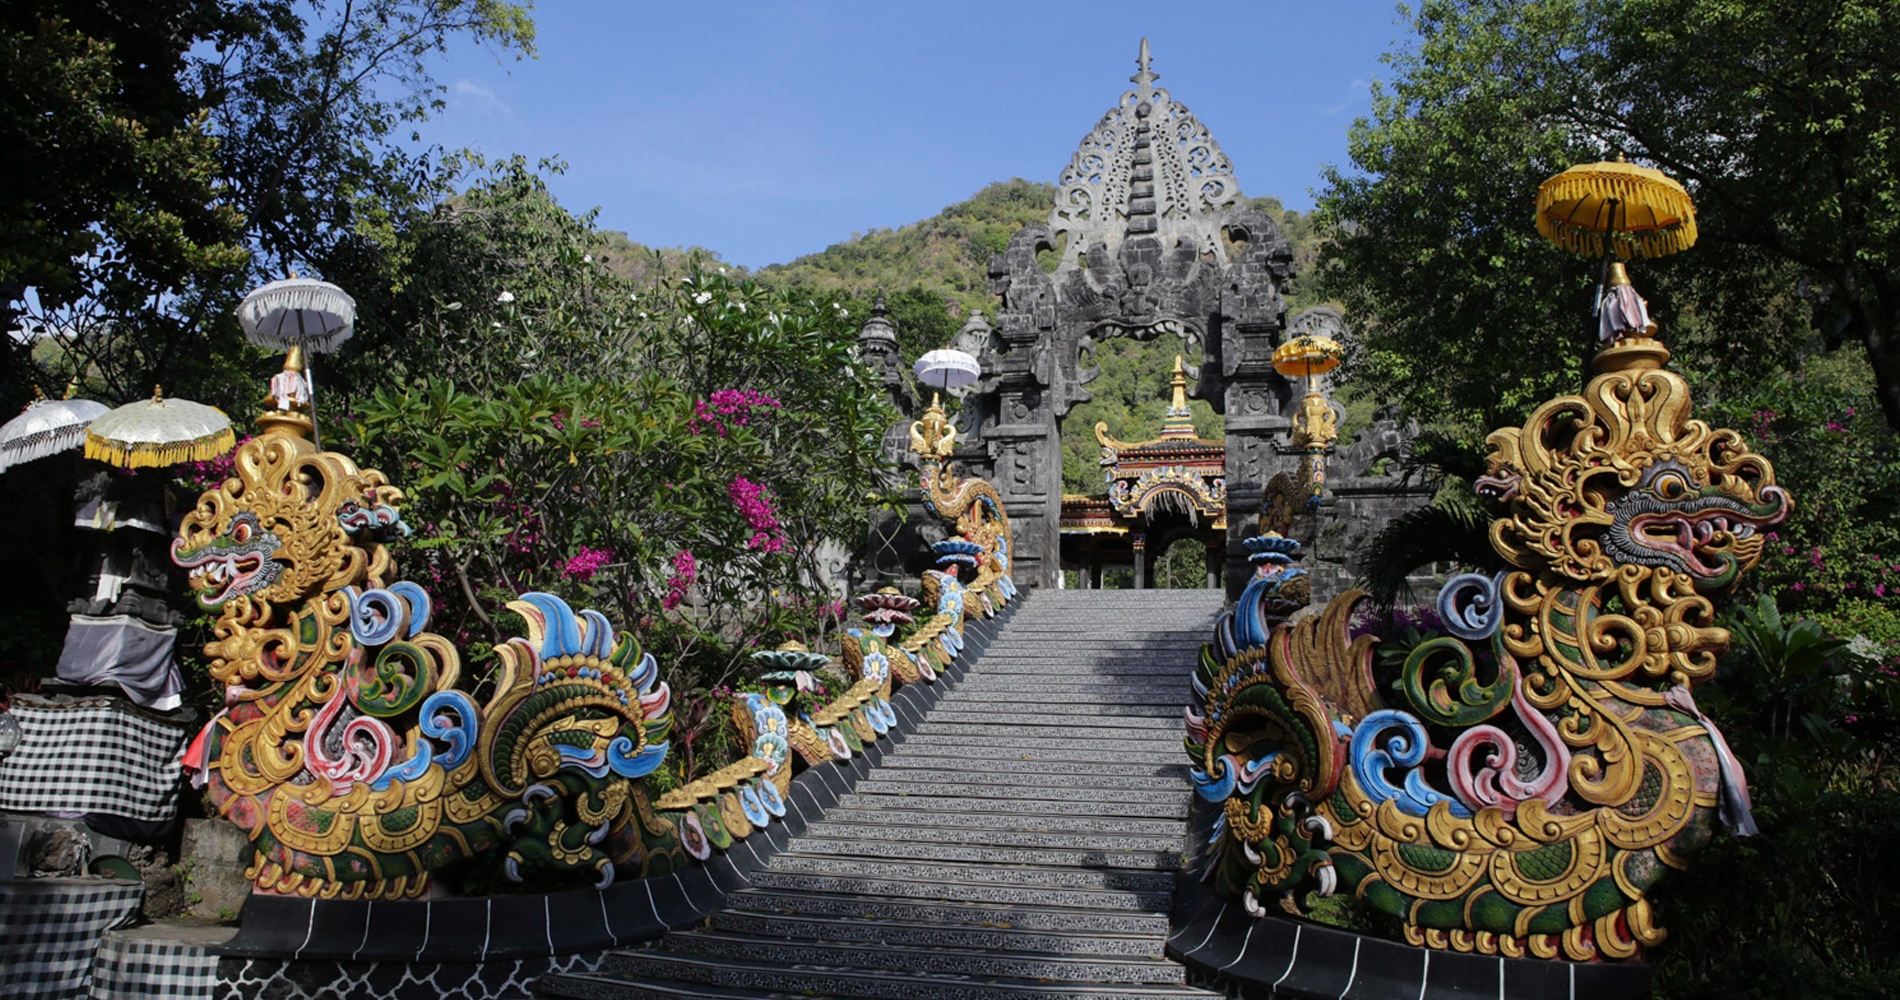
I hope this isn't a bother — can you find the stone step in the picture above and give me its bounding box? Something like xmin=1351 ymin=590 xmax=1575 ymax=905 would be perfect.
xmin=765 ymin=854 xmax=1177 ymax=893
xmin=914 ymin=723 xmax=1184 ymax=743
xmin=785 ymin=836 xmax=1180 ymax=871
xmin=720 ymin=888 xmax=1170 ymax=934
xmin=972 ymin=649 xmax=1195 ymax=658
xmin=972 ymin=663 xmax=1191 ymax=674
xmin=899 ymin=734 xmax=1184 ymax=759
xmin=536 ymin=593 xmax=1234 ymax=1000
xmin=815 ymin=808 xmax=1188 ymax=838
xmin=837 ymin=791 xmax=1187 ymax=819
xmin=554 ymin=953 xmax=1216 ymax=1000
xmin=856 ymin=774 xmax=1187 ymax=797
xmin=969 ymin=655 xmax=1193 ymax=664
xmin=950 ymin=695 xmax=1185 ymax=711
xmin=707 ymin=909 xmax=1168 ymax=958
xmin=988 ymin=627 xmax=1208 ymax=634
xmin=921 ymin=712 xmax=1184 ymax=730
xmin=801 ymin=820 xmax=1183 ymax=854
xmin=950 ymin=684 xmax=1189 ymax=698
xmin=980 ymin=638 xmax=1200 ymax=646
xmin=986 ymin=620 xmax=1209 ymax=628
xmin=535 ymin=977 xmax=786 ymax=1000
xmin=872 ymin=754 xmax=1190 ymax=778
xmin=929 ymin=701 xmax=1181 ymax=717
xmin=946 ymin=684 xmax=1186 ymax=699
xmin=891 ymin=742 xmax=1187 ymax=765
xmin=746 ymin=869 xmax=1173 ymax=911
xmin=657 ymin=929 xmax=1189 ymax=984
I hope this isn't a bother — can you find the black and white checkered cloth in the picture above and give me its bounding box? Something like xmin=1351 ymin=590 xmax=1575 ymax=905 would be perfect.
xmin=89 ymin=929 xmax=220 ymax=1000
xmin=0 ymin=879 xmax=143 ymax=998
xmin=0 ymin=696 xmax=189 ymax=822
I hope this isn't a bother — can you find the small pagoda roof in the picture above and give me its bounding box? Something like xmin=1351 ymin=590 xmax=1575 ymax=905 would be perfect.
xmin=1094 ymin=355 xmax=1223 ymax=457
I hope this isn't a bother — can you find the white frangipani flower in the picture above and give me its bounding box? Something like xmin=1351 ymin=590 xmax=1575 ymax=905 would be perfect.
xmin=693 ymin=291 xmax=712 ymax=305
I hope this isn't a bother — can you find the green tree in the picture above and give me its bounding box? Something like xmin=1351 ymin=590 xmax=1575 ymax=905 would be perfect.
xmin=0 ymin=2 xmax=247 ymax=395
xmin=6 ymin=0 xmax=535 ymax=408
xmin=1315 ymin=0 xmax=1900 ymax=435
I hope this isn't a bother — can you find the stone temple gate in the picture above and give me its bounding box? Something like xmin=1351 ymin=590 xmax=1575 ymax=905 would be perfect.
xmin=951 ymin=39 xmax=1340 ymax=595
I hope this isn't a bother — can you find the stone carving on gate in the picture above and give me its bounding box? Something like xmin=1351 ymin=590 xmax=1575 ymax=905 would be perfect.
xmin=971 ymin=39 xmax=1303 ymax=590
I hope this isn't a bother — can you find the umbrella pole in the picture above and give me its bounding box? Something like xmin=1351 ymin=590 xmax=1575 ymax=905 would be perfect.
xmin=293 ymin=304 xmax=323 ymax=449
xmin=1592 ymin=198 xmax=1620 ymax=316
xmin=306 ymin=357 xmax=322 ymax=450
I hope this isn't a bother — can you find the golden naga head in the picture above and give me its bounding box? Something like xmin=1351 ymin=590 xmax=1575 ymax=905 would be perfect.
xmin=908 ymin=392 xmax=957 ymax=462
xmin=172 ymin=388 xmax=407 ymax=615
xmin=1477 ymin=337 xmax=1790 ymax=593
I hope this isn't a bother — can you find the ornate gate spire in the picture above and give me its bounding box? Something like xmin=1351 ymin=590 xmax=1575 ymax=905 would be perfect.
xmin=1050 ymin=39 xmax=1245 ymax=268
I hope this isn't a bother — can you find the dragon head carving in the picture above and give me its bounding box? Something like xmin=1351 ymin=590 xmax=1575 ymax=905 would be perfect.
xmin=1483 ymin=344 xmax=1789 ymax=592
xmin=1481 ymin=343 xmax=1789 ymax=682
xmin=173 ymin=432 xmax=405 ymax=618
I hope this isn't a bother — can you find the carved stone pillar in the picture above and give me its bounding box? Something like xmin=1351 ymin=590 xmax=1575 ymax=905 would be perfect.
xmin=1220 ymin=362 xmax=1296 ymax=598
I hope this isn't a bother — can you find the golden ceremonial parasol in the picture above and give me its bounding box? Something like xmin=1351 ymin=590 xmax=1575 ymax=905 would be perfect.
xmin=1271 ymin=335 xmax=1343 ymax=382
xmin=1273 ymin=334 xmax=1345 ymax=509
xmin=84 ymin=388 xmax=235 ymax=468
xmin=1536 ymin=155 xmax=1699 ymax=344
xmin=1536 ymin=157 xmax=1697 ymax=260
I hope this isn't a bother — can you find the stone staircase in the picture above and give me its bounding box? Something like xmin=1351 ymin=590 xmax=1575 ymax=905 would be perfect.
xmin=538 ymin=588 xmax=1227 ymax=1000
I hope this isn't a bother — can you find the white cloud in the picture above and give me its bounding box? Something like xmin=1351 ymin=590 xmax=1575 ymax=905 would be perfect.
xmin=1325 ymin=78 xmax=1371 ymax=116
xmin=453 ymin=78 xmax=514 ymax=119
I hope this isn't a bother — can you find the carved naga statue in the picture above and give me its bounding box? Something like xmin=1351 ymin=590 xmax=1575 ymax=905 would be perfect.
xmin=173 ymin=377 xmax=674 ymax=900
xmin=910 ymin=393 xmax=1017 ymax=618
xmin=1186 ymin=301 xmax=1790 ymax=959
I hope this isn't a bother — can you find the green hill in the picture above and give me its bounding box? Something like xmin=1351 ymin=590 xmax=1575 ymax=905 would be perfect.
xmin=597 ymin=179 xmax=1326 ymax=494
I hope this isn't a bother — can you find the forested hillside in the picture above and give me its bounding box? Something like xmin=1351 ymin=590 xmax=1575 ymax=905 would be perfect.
xmin=600 ymin=179 xmax=1325 ymax=493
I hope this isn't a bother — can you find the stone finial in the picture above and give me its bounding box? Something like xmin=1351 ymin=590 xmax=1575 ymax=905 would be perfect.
xmin=1131 ymin=37 xmax=1159 ymax=94
xmin=1048 ymin=40 xmax=1243 ymax=268
xmin=856 ymin=291 xmax=900 ymax=377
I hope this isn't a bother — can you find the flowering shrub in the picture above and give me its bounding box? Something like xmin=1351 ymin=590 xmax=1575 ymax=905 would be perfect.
xmin=561 ymin=546 xmax=613 ymax=582
xmin=176 ymin=437 xmax=249 ymax=493
xmin=690 ymin=390 xmax=781 ymax=437
xmin=341 ymin=261 xmax=898 ymax=783
xmin=727 ymin=477 xmax=785 ymax=553
xmin=1704 ymin=348 xmax=1900 ymax=660
xmin=661 ymin=549 xmax=696 ymax=610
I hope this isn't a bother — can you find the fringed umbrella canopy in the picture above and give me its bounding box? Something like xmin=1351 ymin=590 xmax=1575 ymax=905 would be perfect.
xmin=1272 ymin=335 xmax=1343 ymax=380
xmin=914 ymin=349 xmax=981 ymax=392
xmin=84 ymin=391 xmax=234 ymax=468
xmin=0 ymin=396 xmax=110 ymax=473
xmin=236 ymin=277 xmax=357 ymax=353
xmin=1536 ymin=159 xmax=1697 ymax=260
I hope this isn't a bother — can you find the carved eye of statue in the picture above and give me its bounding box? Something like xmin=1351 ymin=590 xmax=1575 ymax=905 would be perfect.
xmin=233 ymin=520 xmax=253 ymax=543
xmin=1651 ymin=470 xmax=1690 ymax=500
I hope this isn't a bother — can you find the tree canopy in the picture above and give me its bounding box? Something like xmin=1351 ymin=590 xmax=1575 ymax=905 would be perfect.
xmin=2 ymin=0 xmax=535 ymax=406
xmin=1317 ymin=0 xmax=1900 ymax=434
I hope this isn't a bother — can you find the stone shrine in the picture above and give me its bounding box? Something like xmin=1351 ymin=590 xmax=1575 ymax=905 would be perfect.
xmin=959 ymin=39 xmax=1312 ymax=594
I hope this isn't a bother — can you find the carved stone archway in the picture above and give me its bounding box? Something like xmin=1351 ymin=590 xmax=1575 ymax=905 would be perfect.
xmin=959 ymin=39 xmax=1307 ymax=594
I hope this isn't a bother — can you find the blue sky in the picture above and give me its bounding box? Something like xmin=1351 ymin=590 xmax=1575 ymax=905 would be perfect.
xmin=419 ymin=2 xmax=1413 ymax=269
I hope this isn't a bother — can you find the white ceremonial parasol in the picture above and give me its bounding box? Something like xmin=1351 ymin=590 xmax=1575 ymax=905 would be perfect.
xmin=84 ymin=389 xmax=234 ymax=469
xmin=236 ymin=277 xmax=357 ymax=353
xmin=914 ymin=349 xmax=980 ymax=396
xmin=0 ymin=392 xmax=110 ymax=473
xmin=236 ymin=276 xmax=356 ymax=448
